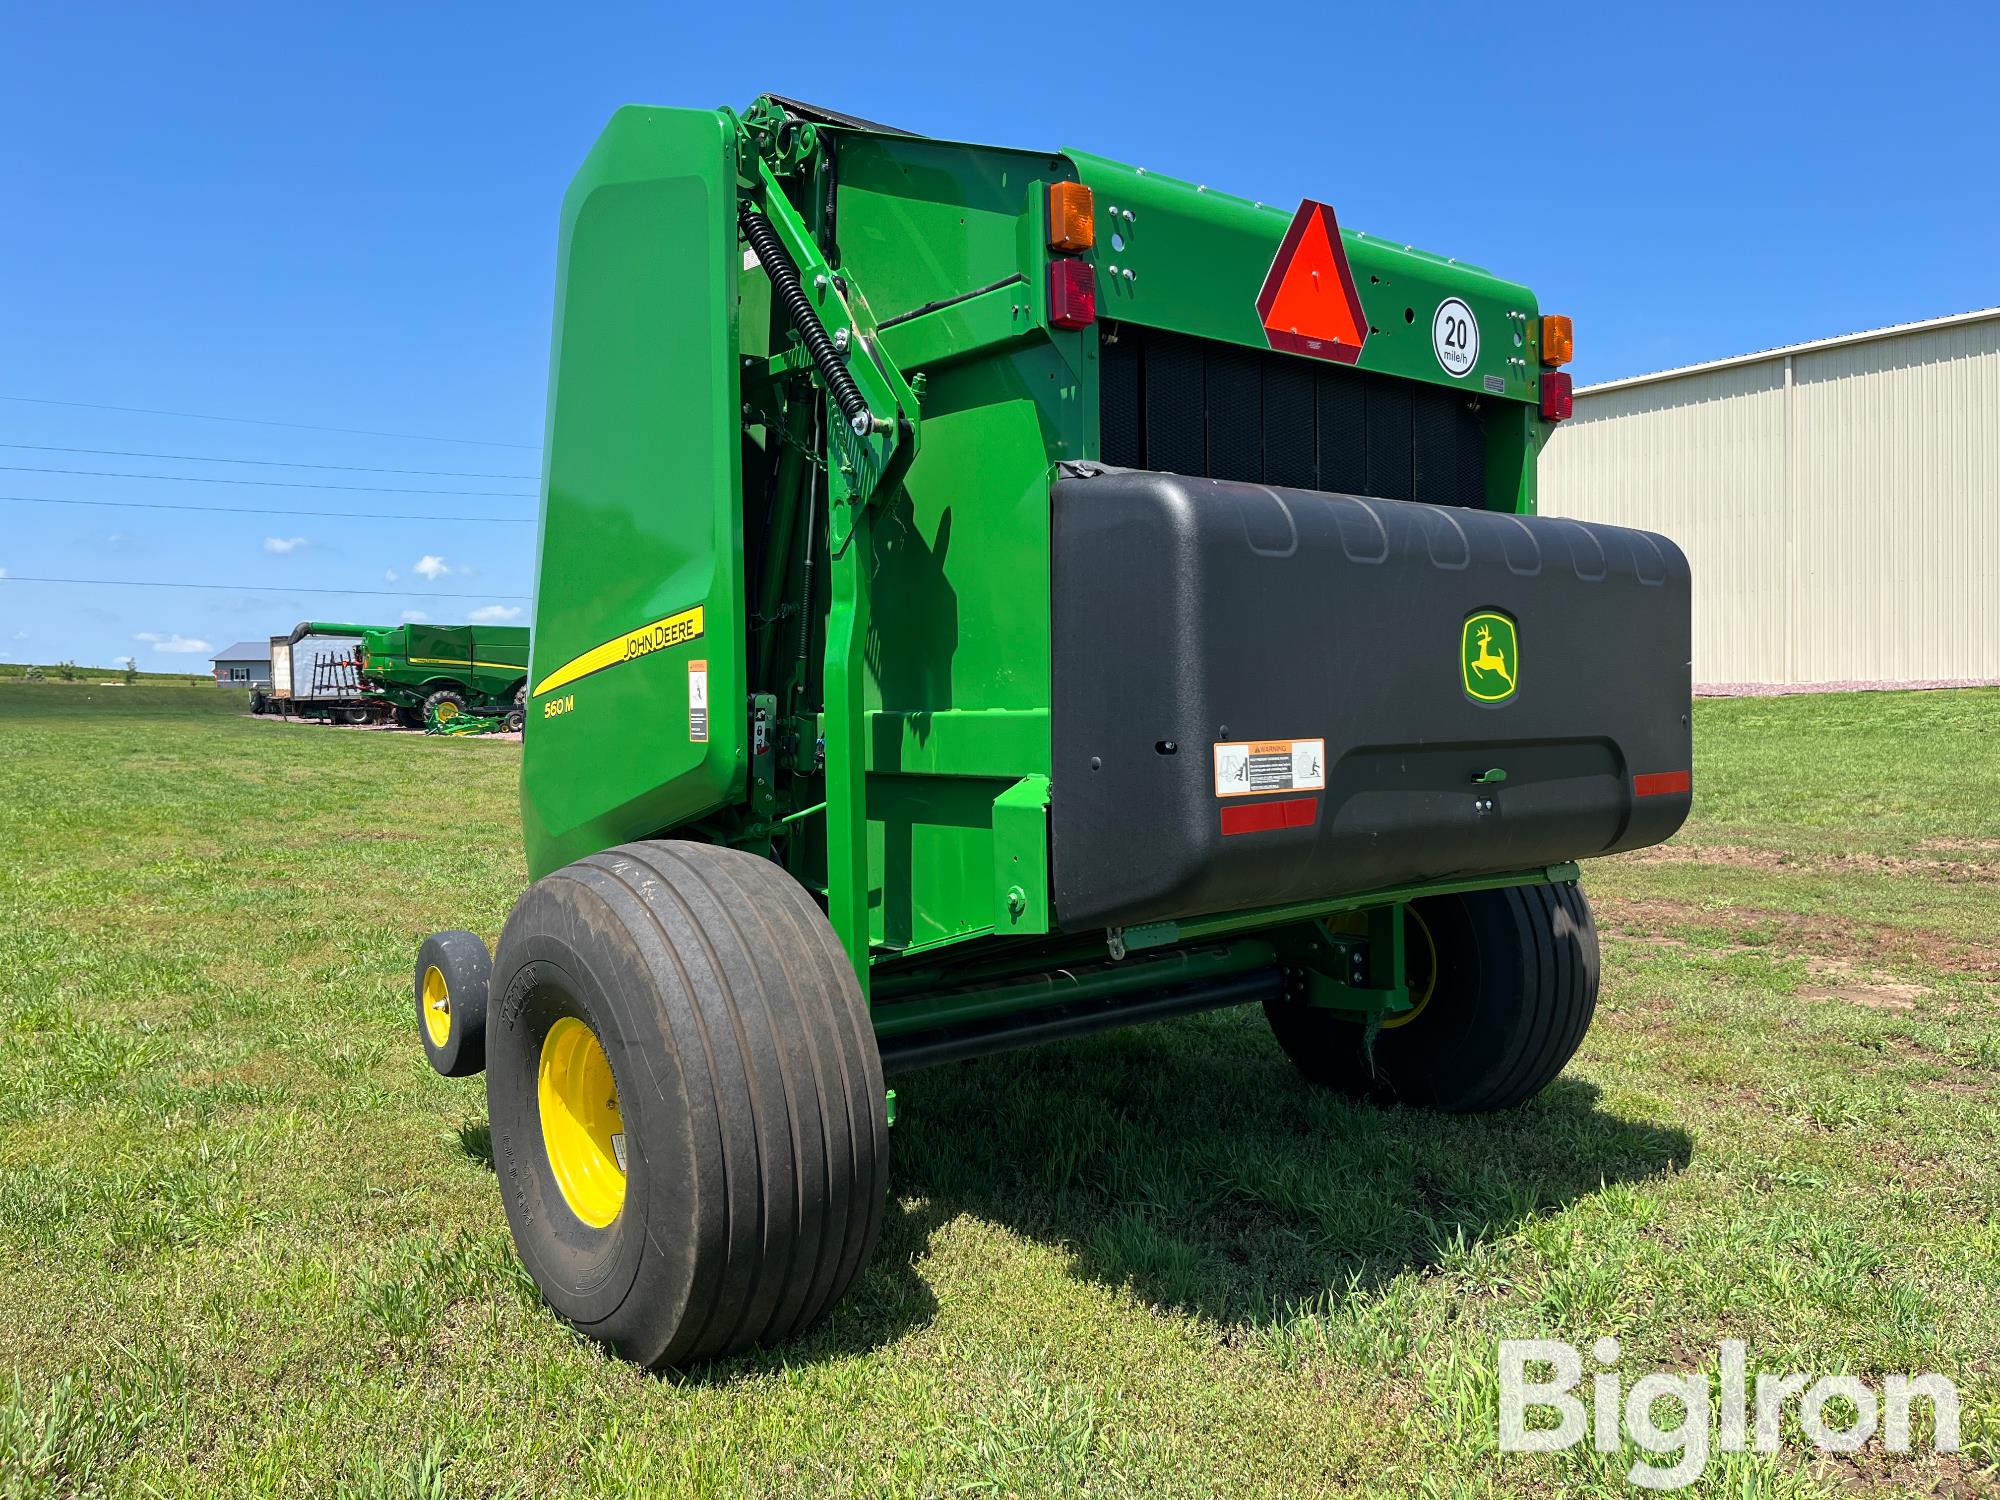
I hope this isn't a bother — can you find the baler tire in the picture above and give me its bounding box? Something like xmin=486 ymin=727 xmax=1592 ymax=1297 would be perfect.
xmin=485 ymin=840 xmax=888 ymax=1368
xmin=415 ymin=929 xmax=492 ymax=1078
xmin=1263 ymin=882 xmax=1598 ymax=1114
xmin=503 ymin=710 xmax=525 ymax=733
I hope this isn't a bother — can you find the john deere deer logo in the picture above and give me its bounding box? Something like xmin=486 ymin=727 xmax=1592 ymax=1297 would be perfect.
xmin=1461 ymin=611 xmax=1519 ymax=703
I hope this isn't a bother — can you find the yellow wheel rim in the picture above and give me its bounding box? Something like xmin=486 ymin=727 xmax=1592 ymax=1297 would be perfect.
xmin=434 ymin=700 xmax=461 ymax=723
xmin=537 ymin=1016 xmax=627 ymax=1228
xmin=1380 ymin=908 xmax=1440 ymax=1030
xmin=421 ymin=965 xmax=451 ymax=1048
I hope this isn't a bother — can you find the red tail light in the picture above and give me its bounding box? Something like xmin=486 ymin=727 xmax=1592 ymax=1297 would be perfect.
xmin=1049 ymin=258 xmax=1096 ymax=329
xmin=1540 ymin=369 xmax=1574 ymax=421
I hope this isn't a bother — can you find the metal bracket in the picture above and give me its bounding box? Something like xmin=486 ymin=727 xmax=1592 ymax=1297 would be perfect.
xmin=1275 ymin=907 xmax=1413 ymax=1020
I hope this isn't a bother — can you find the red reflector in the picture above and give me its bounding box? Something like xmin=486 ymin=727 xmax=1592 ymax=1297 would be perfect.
xmin=1541 ymin=369 xmax=1574 ymax=421
xmin=1049 ymin=258 xmax=1095 ymax=329
xmin=1633 ymin=770 xmax=1691 ymax=798
xmin=1220 ymin=796 xmax=1318 ymax=836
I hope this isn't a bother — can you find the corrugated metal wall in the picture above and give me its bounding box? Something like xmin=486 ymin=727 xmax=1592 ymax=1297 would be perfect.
xmin=1541 ymin=315 xmax=2000 ymax=684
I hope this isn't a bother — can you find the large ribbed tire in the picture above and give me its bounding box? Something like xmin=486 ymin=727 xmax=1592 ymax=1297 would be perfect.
xmin=1264 ymin=882 xmax=1598 ymax=1113
xmin=486 ymin=840 xmax=888 ymax=1368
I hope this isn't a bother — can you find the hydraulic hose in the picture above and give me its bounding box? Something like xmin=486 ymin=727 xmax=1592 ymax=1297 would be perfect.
xmin=739 ymin=206 xmax=874 ymax=436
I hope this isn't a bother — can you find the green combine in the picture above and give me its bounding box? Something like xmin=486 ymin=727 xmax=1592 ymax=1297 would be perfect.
xmin=414 ymin=95 xmax=1692 ymax=1368
xmin=358 ymin=622 xmax=529 ymax=729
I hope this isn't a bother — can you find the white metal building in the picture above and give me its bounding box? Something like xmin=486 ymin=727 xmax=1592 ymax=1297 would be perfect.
xmin=1540 ymin=308 xmax=2000 ymax=687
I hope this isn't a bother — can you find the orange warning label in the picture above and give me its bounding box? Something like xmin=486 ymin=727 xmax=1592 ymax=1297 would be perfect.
xmin=1212 ymin=738 xmax=1327 ymax=797
xmin=688 ymin=659 xmax=709 ymax=742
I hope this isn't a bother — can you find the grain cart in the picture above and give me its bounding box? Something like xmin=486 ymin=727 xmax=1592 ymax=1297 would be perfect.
xmin=356 ymin=623 xmax=530 ymax=729
xmin=413 ymin=96 xmax=1691 ymax=1368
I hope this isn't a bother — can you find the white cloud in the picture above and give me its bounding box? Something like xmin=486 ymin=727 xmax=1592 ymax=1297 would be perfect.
xmin=399 ymin=610 xmax=429 ymax=623
xmin=384 ymin=569 xmax=399 ymax=582
xmin=413 ymin=554 xmax=450 ymax=581
xmin=263 ymin=536 xmax=308 ymax=554
xmin=467 ymin=604 xmax=522 ymax=623
xmin=11 ymin=630 xmax=27 ymax=641
xmin=134 ymin=631 xmax=213 ymax=655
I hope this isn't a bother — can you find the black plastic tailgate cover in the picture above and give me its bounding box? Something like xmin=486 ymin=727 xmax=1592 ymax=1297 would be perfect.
xmin=1050 ymin=467 xmax=1692 ymax=930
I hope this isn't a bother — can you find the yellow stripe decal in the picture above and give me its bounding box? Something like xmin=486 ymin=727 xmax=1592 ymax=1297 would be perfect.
xmin=406 ymin=657 xmax=528 ymax=670
xmin=532 ymin=605 xmax=705 ymax=698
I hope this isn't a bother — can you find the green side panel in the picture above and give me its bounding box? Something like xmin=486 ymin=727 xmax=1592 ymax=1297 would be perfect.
xmin=831 ymin=134 xmax=1088 ymax=957
xmin=827 ymin=132 xmax=1060 ymax=321
xmin=522 ymin=106 xmax=743 ymax=881
xmin=405 ymin=623 xmax=472 ymax=674
xmin=1066 ymin=151 xmax=1543 ymax=405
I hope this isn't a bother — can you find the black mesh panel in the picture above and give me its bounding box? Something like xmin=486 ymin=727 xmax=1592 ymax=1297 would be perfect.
xmin=1412 ymin=383 xmax=1459 ymax=507
xmin=1365 ymin=381 xmax=1414 ymax=502
xmin=1143 ymin=334 xmax=1205 ymax=478
xmin=1262 ymin=361 xmax=1317 ymax=490
xmin=1099 ymin=335 xmax=1143 ymax=469
xmin=1204 ymin=346 xmax=1264 ymax=483
xmin=1101 ymin=326 xmax=1488 ymax=508
xmin=1317 ymin=371 xmax=1367 ymax=495
xmin=1454 ymin=399 xmax=1486 ymax=508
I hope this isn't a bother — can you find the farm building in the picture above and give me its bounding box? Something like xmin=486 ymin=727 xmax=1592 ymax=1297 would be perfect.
xmin=209 ymin=641 xmax=272 ymax=689
xmin=1540 ymin=307 xmax=2000 ymax=688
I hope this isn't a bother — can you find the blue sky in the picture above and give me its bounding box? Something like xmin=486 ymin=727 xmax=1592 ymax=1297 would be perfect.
xmin=3 ymin=2 xmax=1994 ymax=667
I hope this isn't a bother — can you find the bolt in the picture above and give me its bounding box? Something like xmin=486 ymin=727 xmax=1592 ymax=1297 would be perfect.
xmin=833 ymin=327 xmax=851 ymax=353
xmin=1006 ymin=886 xmax=1027 ymax=917
xmin=1123 ymin=268 xmax=1134 ymax=281
xmin=813 ymin=273 xmax=828 ymax=293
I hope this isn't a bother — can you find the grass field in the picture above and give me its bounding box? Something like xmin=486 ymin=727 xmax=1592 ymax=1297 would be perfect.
xmin=1 ymin=682 xmax=1996 ymax=1497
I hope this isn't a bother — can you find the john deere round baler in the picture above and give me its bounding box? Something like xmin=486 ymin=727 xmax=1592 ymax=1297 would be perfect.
xmin=413 ymin=95 xmax=1692 ymax=1367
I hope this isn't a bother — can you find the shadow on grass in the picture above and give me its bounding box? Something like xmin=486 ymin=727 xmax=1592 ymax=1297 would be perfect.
xmin=452 ymin=1005 xmax=1689 ymax=1375
xmin=883 ymin=1005 xmax=1692 ymax=1330
xmin=457 ymin=1121 xmax=492 ymax=1168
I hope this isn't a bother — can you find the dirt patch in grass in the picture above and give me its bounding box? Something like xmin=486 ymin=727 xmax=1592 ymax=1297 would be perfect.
xmin=1799 ymin=958 xmax=1930 ymax=1012
xmin=1597 ymin=895 xmax=2000 ymax=980
xmin=1627 ymin=841 xmax=2000 ymax=883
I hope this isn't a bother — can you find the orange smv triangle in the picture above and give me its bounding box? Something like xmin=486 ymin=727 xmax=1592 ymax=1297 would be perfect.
xmin=1255 ymin=201 xmax=1368 ymax=365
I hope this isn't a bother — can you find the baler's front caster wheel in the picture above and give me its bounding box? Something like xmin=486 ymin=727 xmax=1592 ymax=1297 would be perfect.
xmin=1263 ymin=883 xmax=1599 ymax=1113
xmin=486 ymin=840 xmax=888 ymax=1368
xmin=415 ymin=930 xmax=491 ymax=1078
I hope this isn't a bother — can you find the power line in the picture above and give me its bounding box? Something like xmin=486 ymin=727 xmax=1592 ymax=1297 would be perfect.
xmin=2 ymin=493 xmax=534 ymax=524
xmin=0 ymin=393 xmax=539 ymax=451
xmin=0 ymin=441 xmax=538 ymax=482
xmin=0 ymin=464 xmax=534 ymax=499
xmin=0 ymin=575 xmax=530 ymax=600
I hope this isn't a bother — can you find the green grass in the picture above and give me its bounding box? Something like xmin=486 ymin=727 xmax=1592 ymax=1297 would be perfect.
xmin=1 ymin=683 xmax=1996 ymax=1497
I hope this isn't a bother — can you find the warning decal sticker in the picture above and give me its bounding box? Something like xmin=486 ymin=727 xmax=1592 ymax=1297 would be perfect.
xmin=1212 ymin=738 xmax=1327 ymax=798
xmin=688 ymin=659 xmax=709 ymax=742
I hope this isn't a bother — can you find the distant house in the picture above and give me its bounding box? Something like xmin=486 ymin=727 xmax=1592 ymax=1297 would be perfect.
xmin=210 ymin=641 xmax=273 ymax=689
